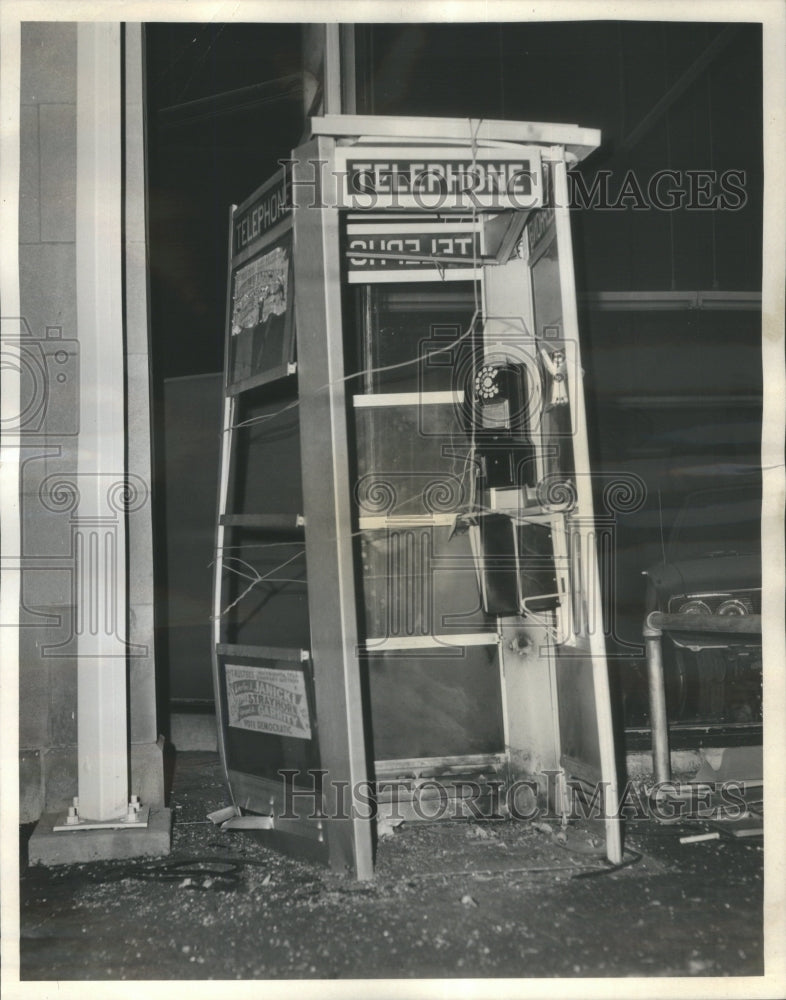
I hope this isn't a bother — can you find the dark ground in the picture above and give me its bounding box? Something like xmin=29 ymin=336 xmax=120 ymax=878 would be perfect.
xmin=19 ymin=751 xmax=764 ymax=982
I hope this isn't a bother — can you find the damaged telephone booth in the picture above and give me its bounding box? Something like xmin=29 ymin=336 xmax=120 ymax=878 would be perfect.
xmin=211 ymin=115 xmax=623 ymax=879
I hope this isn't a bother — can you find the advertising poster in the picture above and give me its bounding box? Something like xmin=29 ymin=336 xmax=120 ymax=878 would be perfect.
xmin=225 ymin=663 xmax=312 ymax=739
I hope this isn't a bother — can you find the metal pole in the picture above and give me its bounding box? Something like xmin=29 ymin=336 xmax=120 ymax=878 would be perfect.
xmin=643 ymin=621 xmax=671 ymax=785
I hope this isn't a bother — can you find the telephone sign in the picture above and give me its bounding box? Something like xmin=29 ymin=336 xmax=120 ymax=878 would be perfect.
xmin=334 ymin=146 xmax=543 ymax=211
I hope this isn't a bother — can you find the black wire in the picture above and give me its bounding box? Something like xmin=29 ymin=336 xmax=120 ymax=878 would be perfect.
xmin=88 ymin=856 xmax=245 ymax=890
xmin=83 ymin=844 xmax=640 ymax=891
xmin=174 ymin=24 xmax=228 ymax=107
xmin=571 ymin=848 xmax=643 ymax=880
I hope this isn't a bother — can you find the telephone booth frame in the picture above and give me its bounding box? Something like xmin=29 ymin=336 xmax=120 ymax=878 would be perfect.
xmin=211 ymin=115 xmax=622 ymax=879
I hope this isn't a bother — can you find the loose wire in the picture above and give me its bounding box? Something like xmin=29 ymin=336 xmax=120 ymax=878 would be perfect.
xmin=230 ymin=317 xmax=479 ymax=431
xmin=519 ymin=596 xmax=561 ymax=642
xmin=212 ymin=549 xmax=305 ymax=618
xmin=571 ymin=848 xmax=643 ymax=880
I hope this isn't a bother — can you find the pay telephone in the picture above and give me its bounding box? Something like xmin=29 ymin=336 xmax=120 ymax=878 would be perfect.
xmin=474 ymin=362 xmax=529 ymax=430
xmin=471 ymin=359 xmax=536 ymax=489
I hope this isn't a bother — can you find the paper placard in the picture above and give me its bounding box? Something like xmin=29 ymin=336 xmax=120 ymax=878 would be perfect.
xmin=225 ymin=664 xmax=312 ymax=740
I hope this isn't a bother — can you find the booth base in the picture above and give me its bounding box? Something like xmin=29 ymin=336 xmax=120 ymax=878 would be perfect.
xmin=28 ymin=807 xmax=172 ymax=866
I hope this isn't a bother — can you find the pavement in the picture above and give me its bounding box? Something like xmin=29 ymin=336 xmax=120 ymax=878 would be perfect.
xmin=16 ymin=751 xmax=765 ymax=987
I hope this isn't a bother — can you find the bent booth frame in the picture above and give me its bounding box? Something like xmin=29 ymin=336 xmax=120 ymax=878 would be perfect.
xmin=210 ymin=114 xmax=623 ymax=879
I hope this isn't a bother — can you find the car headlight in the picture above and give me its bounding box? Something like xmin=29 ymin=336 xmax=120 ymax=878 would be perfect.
xmin=677 ymin=598 xmax=712 ymax=615
xmin=717 ymin=598 xmax=748 ymax=616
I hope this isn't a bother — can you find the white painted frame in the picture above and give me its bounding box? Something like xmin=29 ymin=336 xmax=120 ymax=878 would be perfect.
xmin=312 ymin=114 xmax=601 ymax=162
xmin=74 ymin=23 xmax=128 ymax=822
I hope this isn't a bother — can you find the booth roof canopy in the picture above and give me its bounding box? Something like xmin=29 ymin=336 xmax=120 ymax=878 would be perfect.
xmin=310 ymin=114 xmax=601 ymax=161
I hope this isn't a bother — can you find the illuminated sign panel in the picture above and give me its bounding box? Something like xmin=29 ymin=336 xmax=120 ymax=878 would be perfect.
xmin=345 ymin=221 xmax=482 ymax=282
xmin=334 ymin=146 xmax=543 ymax=211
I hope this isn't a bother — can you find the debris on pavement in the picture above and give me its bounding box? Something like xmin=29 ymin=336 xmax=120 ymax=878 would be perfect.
xmin=18 ymin=752 xmax=764 ymax=981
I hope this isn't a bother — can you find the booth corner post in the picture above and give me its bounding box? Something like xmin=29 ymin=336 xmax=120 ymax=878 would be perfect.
xmin=292 ymin=135 xmax=374 ymax=878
